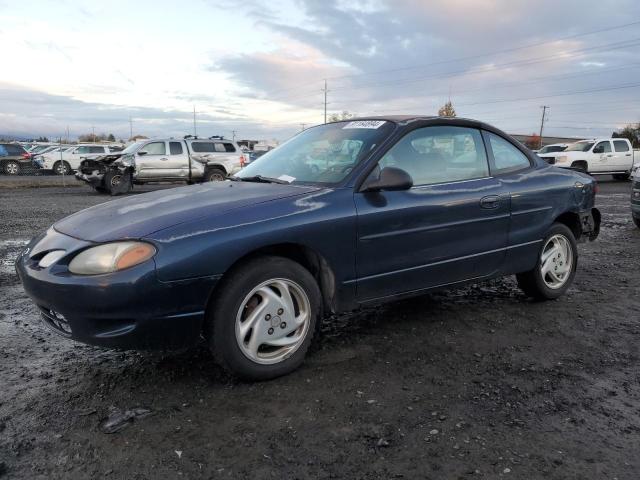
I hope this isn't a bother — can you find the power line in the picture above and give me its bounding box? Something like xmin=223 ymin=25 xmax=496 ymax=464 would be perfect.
xmin=539 ymin=106 xmax=549 ymax=145
xmin=257 ymin=19 xmax=640 ymax=100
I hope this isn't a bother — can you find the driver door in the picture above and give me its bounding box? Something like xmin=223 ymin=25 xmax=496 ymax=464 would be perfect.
xmin=136 ymin=141 xmax=182 ymax=179
xmin=354 ymin=126 xmax=510 ymax=301
xmin=590 ymin=140 xmax=613 ymax=172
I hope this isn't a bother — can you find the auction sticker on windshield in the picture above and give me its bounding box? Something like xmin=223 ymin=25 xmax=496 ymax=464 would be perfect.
xmin=343 ymin=120 xmax=386 ymax=129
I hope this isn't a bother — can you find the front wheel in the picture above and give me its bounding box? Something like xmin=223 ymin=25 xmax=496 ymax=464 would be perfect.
xmin=4 ymin=160 xmax=20 ymax=175
xmin=516 ymin=223 xmax=578 ymax=300
xmin=206 ymin=256 xmax=321 ymax=380
xmin=53 ymin=161 xmax=72 ymax=175
xmin=634 ymin=216 xmax=640 ymax=229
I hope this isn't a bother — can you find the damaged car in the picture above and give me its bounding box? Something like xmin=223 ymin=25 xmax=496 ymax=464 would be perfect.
xmin=17 ymin=116 xmax=600 ymax=380
xmin=76 ymin=136 xmax=248 ymax=194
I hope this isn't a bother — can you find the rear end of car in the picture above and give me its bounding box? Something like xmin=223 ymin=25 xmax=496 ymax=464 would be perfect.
xmin=188 ymin=138 xmax=246 ymax=179
xmin=0 ymin=143 xmax=32 ymax=175
xmin=632 ymin=175 xmax=640 ymax=228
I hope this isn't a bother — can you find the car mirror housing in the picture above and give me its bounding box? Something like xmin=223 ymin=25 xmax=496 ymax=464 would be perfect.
xmin=361 ymin=167 xmax=413 ymax=192
xmin=138 ymin=151 xmax=148 ymax=156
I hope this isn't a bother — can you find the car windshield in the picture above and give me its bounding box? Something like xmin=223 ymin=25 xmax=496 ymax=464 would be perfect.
xmin=121 ymin=141 xmax=145 ymax=155
xmin=566 ymin=141 xmax=594 ymax=152
xmin=234 ymin=120 xmax=395 ymax=185
xmin=539 ymin=145 xmax=566 ymax=154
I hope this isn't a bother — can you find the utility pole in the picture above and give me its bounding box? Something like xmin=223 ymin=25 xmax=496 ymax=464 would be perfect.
xmin=231 ymin=130 xmax=237 ymax=141
xmin=129 ymin=116 xmax=133 ymax=140
xmin=91 ymin=125 xmax=95 ymax=143
xmin=322 ymin=79 xmax=329 ymax=124
xmin=539 ymin=105 xmax=549 ymax=149
xmin=66 ymin=126 xmax=69 ymax=144
xmin=193 ymin=106 xmax=197 ymax=137
xmin=300 ymin=123 xmax=308 ymax=131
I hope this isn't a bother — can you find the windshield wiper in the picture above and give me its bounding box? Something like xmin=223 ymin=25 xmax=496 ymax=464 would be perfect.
xmin=230 ymin=175 xmax=290 ymax=184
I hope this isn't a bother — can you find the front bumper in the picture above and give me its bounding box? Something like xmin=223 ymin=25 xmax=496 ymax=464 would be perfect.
xmin=16 ymin=229 xmax=218 ymax=350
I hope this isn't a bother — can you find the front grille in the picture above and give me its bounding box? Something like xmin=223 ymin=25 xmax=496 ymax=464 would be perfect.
xmin=38 ymin=306 xmax=72 ymax=337
xmin=79 ymin=159 xmax=106 ymax=175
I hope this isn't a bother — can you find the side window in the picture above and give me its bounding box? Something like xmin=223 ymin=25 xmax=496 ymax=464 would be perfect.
xmin=75 ymin=146 xmax=89 ymax=154
xmin=5 ymin=145 xmax=21 ymax=155
xmin=487 ymin=133 xmax=531 ymax=174
xmin=613 ymin=140 xmax=630 ymax=152
xmin=593 ymin=141 xmax=611 ymax=154
xmin=169 ymin=142 xmax=183 ymax=155
xmin=214 ymin=143 xmax=226 ymax=153
xmin=223 ymin=143 xmax=236 ymax=152
xmin=142 ymin=142 xmax=166 ymax=155
xmin=191 ymin=142 xmax=215 ymax=153
xmin=0 ymin=145 xmax=7 ymax=156
xmin=378 ymin=126 xmax=489 ymax=186
xmin=88 ymin=146 xmax=105 ymax=154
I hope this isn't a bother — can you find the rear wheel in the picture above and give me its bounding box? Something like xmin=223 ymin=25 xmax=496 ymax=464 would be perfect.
xmin=516 ymin=223 xmax=577 ymax=300
xmin=205 ymin=167 xmax=226 ymax=182
xmin=53 ymin=161 xmax=72 ymax=175
xmin=205 ymin=256 xmax=321 ymax=380
xmin=4 ymin=160 xmax=20 ymax=175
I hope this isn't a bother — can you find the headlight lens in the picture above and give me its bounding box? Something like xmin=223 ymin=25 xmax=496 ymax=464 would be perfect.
xmin=68 ymin=241 xmax=156 ymax=275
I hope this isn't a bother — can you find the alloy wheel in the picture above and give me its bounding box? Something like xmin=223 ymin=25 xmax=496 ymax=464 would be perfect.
xmin=540 ymin=234 xmax=573 ymax=289
xmin=235 ymin=278 xmax=311 ymax=365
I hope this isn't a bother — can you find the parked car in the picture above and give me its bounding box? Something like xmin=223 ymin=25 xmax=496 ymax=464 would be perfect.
xmin=75 ymin=136 xmax=248 ymax=194
xmin=16 ymin=116 xmax=600 ymax=380
xmin=0 ymin=143 xmax=31 ymax=175
xmin=34 ymin=144 xmax=123 ymax=175
xmin=554 ymin=138 xmax=636 ymax=180
xmin=536 ymin=143 xmax=569 ymax=164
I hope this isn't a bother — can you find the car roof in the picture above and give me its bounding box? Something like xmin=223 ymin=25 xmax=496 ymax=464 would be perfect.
xmin=333 ymin=115 xmax=505 ymax=132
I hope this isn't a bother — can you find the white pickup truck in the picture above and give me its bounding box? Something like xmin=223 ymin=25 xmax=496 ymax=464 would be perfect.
xmin=34 ymin=144 xmax=124 ymax=175
xmin=553 ymin=138 xmax=637 ymax=180
xmin=76 ymin=136 xmax=248 ymax=194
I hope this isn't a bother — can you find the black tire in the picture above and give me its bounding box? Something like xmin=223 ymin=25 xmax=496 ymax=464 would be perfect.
xmin=634 ymin=216 xmax=640 ymax=229
xmin=53 ymin=161 xmax=72 ymax=175
xmin=205 ymin=167 xmax=226 ymax=182
xmin=516 ymin=223 xmax=578 ymax=301
xmin=612 ymin=173 xmax=630 ymax=181
xmin=4 ymin=160 xmax=20 ymax=175
xmin=104 ymin=170 xmax=132 ymax=196
xmin=205 ymin=256 xmax=321 ymax=380
xmin=93 ymin=186 xmax=108 ymax=194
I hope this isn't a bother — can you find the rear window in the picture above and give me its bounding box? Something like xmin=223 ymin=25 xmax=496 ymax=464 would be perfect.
xmin=5 ymin=145 xmax=25 ymax=155
xmin=613 ymin=140 xmax=630 ymax=152
xmin=0 ymin=145 xmax=7 ymax=156
xmin=220 ymin=143 xmax=236 ymax=152
xmin=89 ymin=146 xmax=106 ymax=154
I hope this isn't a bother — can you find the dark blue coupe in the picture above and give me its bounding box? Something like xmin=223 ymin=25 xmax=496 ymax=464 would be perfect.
xmin=17 ymin=116 xmax=600 ymax=379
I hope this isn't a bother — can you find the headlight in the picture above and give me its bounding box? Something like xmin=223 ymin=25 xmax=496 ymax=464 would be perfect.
xmin=555 ymin=156 xmax=568 ymax=163
xmin=68 ymin=241 xmax=156 ymax=275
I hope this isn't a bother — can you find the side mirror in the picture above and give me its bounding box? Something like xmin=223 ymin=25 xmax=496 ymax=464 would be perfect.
xmin=361 ymin=166 xmax=413 ymax=192
xmin=138 ymin=150 xmax=148 ymax=156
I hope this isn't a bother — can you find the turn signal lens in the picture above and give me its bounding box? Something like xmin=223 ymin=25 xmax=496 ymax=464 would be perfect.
xmin=68 ymin=242 xmax=156 ymax=275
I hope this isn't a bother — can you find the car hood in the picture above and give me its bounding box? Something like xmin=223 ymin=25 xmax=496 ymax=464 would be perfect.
xmin=54 ymin=181 xmax=322 ymax=242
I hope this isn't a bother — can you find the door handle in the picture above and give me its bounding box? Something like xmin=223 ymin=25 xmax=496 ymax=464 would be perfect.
xmin=625 ymin=153 xmax=632 ymax=156
xmin=159 ymin=157 xmax=168 ymax=161
xmin=606 ymin=154 xmax=613 ymax=157
xmin=480 ymin=195 xmax=500 ymax=209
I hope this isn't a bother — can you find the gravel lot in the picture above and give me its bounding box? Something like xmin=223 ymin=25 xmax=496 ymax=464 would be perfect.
xmin=1 ymin=178 xmax=639 ymax=479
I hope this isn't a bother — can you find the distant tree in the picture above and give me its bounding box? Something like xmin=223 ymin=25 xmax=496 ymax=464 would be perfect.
xmin=613 ymin=123 xmax=640 ymax=148
xmin=328 ymin=111 xmax=355 ymax=122
xmin=78 ymin=133 xmax=109 ymax=143
xmin=128 ymin=135 xmax=149 ymax=142
xmin=36 ymin=136 xmax=49 ymax=142
xmin=107 ymin=133 xmax=116 ymax=142
xmin=437 ymin=101 xmax=456 ymax=117
xmin=525 ymin=133 xmax=542 ymax=150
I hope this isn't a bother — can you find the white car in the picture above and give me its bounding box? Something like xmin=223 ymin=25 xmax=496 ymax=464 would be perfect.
xmin=554 ymin=138 xmax=636 ymax=180
xmin=536 ymin=143 xmax=569 ymax=164
xmin=36 ymin=144 xmax=123 ymax=175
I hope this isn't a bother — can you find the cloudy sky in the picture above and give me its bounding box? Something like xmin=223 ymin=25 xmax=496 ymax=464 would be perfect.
xmin=1 ymin=0 xmax=639 ymax=141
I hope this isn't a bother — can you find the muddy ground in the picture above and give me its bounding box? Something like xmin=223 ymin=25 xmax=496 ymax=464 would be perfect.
xmin=1 ymin=179 xmax=639 ymax=479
